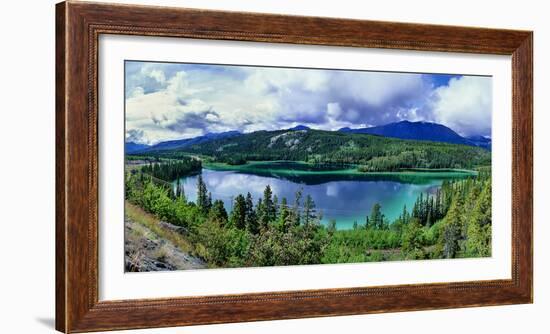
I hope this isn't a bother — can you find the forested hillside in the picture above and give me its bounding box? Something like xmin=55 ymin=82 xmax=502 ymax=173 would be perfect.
xmin=138 ymin=129 xmax=490 ymax=171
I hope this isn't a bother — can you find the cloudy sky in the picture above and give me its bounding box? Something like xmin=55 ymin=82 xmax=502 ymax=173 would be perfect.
xmin=125 ymin=61 xmax=492 ymax=145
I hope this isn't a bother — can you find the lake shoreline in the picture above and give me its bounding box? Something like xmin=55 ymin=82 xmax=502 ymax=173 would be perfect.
xmin=203 ymin=160 xmax=479 ymax=178
xmin=172 ymin=161 xmax=479 ymax=229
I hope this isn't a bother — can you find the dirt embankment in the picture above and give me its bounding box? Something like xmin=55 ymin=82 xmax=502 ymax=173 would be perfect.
xmin=125 ymin=203 xmax=206 ymax=272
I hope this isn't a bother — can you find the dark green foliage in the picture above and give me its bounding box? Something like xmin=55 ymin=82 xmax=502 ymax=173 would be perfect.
xmin=209 ymin=200 xmax=228 ymax=224
xmin=367 ymin=203 xmax=386 ymax=229
xmin=245 ymin=192 xmax=259 ymax=234
xmin=260 ymin=185 xmax=276 ymax=227
xmin=434 ymin=173 xmax=492 ymax=258
xmin=125 ymin=165 xmax=491 ymax=268
xmin=229 ymin=194 xmax=247 ymax=229
xmin=303 ymin=194 xmax=317 ymax=225
xmin=144 ymin=129 xmax=490 ymax=171
xmin=139 ymin=157 xmax=201 ymax=181
xmin=401 ymin=218 xmax=425 ymax=259
xmin=196 ymin=175 xmax=211 ymax=213
xmin=276 ymin=197 xmax=290 ymax=232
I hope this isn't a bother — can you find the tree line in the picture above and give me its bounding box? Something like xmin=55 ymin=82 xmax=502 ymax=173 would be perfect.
xmin=139 ymin=157 xmax=202 ymax=181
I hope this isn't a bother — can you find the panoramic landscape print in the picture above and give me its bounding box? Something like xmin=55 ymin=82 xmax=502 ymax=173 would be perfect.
xmin=124 ymin=61 xmax=492 ymax=272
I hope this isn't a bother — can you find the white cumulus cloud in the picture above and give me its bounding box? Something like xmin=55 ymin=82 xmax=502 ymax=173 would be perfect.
xmin=432 ymin=76 xmax=492 ymax=137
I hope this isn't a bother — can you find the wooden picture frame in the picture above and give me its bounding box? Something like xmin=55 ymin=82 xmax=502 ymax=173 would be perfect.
xmin=56 ymin=1 xmax=533 ymax=332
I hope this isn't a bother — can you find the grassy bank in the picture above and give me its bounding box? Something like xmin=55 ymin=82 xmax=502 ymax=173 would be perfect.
xmin=125 ymin=201 xmax=195 ymax=255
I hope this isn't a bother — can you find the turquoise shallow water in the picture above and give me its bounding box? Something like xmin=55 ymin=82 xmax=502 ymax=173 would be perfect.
xmin=174 ymin=163 xmax=474 ymax=230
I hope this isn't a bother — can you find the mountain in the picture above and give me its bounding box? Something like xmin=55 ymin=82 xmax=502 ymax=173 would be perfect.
xmin=125 ymin=142 xmax=150 ymax=154
xmin=142 ymin=131 xmax=242 ymax=153
xmin=466 ymin=135 xmax=492 ymax=150
xmin=287 ymin=125 xmax=310 ymax=131
xmin=338 ymin=121 xmax=490 ymax=148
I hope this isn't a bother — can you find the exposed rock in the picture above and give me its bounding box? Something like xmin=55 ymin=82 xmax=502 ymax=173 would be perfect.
xmin=267 ymin=131 xmax=306 ymax=149
xmin=158 ymin=221 xmax=189 ymax=236
xmin=125 ymin=217 xmax=206 ymax=272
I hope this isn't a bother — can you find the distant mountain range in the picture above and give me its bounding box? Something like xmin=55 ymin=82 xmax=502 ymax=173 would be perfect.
xmin=125 ymin=120 xmax=491 ymax=154
xmin=338 ymin=121 xmax=491 ymax=150
xmin=126 ymin=130 xmax=241 ymax=153
xmin=125 ymin=142 xmax=150 ymax=154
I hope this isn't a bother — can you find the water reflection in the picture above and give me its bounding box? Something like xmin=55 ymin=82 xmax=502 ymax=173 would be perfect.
xmin=175 ymin=168 xmax=455 ymax=230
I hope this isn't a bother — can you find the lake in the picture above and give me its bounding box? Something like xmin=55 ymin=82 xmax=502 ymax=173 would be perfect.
xmin=174 ymin=161 xmax=475 ymax=230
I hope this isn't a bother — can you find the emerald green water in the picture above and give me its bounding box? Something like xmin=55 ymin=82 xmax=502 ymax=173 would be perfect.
xmin=176 ymin=161 xmax=476 ymax=230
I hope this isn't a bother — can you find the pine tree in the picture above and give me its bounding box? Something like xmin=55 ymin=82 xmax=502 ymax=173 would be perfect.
xmin=368 ymin=203 xmax=385 ymax=229
xmin=256 ymin=198 xmax=266 ymax=230
xmin=412 ymin=198 xmax=420 ymax=220
xmin=441 ymin=189 xmax=464 ymax=259
xmin=175 ymin=179 xmax=181 ymax=199
xmin=276 ymin=197 xmax=290 ymax=232
xmin=245 ymin=192 xmax=259 ymax=234
xmin=261 ymin=185 xmax=276 ymax=225
xmin=303 ymin=194 xmax=317 ymax=225
xmin=401 ymin=205 xmax=409 ymax=225
xmin=273 ymin=194 xmax=279 ymax=217
xmin=464 ymin=181 xmax=492 ymax=257
xmin=435 ymin=188 xmax=442 ymax=219
xmin=196 ymin=174 xmax=209 ymax=212
xmin=209 ymin=199 xmax=228 ymax=224
xmin=402 ymin=218 xmax=424 ymax=259
xmin=291 ymin=188 xmax=302 ymax=227
xmin=419 ymin=193 xmax=426 ymax=223
xmin=229 ymin=194 xmax=247 ymax=229
xmin=206 ymin=192 xmax=213 ymax=211
xmin=426 ymin=196 xmax=433 ymax=227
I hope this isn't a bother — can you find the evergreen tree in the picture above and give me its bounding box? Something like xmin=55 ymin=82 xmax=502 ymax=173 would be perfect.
xmin=196 ymin=174 xmax=209 ymax=212
xmin=291 ymin=188 xmax=303 ymax=227
xmin=245 ymin=192 xmax=259 ymax=234
xmin=440 ymin=189 xmax=464 ymax=258
xmin=401 ymin=205 xmax=409 ymax=225
xmin=426 ymin=196 xmax=433 ymax=227
xmin=206 ymin=192 xmax=213 ymax=211
xmin=435 ymin=188 xmax=442 ymax=219
xmin=175 ymin=179 xmax=186 ymax=201
xmin=273 ymin=194 xmax=279 ymax=218
xmin=303 ymin=194 xmax=317 ymax=225
xmin=420 ymin=193 xmax=428 ymax=223
xmin=464 ymin=181 xmax=492 ymax=256
xmin=276 ymin=197 xmax=290 ymax=232
xmin=261 ymin=185 xmax=276 ymax=225
xmin=175 ymin=179 xmax=181 ymax=199
xmin=402 ymin=218 xmax=424 ymax=259
xmin=209 ymin=199 xmax=228 ymax=224
xmin=368 ymin=203 xmax=385 ymax=229
xmin=412 ymin=198 xmax=420 ymax=220
xmin=256 ymin=198 xmax=267 ymax=230
xmin=229 ymin=194 xmax=247 ymax=229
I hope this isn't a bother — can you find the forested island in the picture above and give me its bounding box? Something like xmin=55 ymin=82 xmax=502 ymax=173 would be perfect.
xmin=124 ymin=128 xmax=492 ymax=271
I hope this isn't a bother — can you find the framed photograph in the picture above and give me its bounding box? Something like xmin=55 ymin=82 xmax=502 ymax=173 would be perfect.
xmin=56 ymin=1 xmax=532 ymax=332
